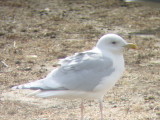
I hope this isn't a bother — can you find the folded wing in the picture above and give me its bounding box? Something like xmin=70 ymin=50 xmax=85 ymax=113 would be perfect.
xmin=44 ymin=51 xmax=115 ymax=91
xmin=13 ymin=51 xmax=115 ymax=92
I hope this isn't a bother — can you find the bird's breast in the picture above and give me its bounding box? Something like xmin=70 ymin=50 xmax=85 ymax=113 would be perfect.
xmin=93 ymin=55 xmax=125 ymax=93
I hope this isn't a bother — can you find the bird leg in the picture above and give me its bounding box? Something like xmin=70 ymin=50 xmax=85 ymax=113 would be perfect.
xmin=99 ymin=99 xmax=103 ymax=120
xmin=80 ymin=100 xmax=84 ymax=120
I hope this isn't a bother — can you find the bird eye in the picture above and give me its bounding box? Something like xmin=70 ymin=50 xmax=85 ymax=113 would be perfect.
xmin=111 ymin=41 xmax=116 ymax=44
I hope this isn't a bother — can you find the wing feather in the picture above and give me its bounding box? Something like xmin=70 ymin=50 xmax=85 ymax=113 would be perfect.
xmin=44 ymin=51 xmax=115 ymax=91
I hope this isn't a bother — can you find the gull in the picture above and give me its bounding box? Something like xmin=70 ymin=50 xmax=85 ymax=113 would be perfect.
xmin=12 ymin=34 xmax=137 ymax=120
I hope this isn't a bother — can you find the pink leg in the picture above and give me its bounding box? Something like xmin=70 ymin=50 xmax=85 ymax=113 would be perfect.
xmin=99 ymin=99 xmax=103 ymax=120
xmin=81 ymin=100 xmax=84 ymax=120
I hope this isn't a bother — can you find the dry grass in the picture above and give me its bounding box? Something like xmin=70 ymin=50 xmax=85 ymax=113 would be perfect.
xmin=0 ymin=0 xmax=160 ymax=120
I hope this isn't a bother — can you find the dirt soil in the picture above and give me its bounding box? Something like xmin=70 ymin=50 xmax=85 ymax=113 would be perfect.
xmin=0 ymin=0 xmax=160 ymax=120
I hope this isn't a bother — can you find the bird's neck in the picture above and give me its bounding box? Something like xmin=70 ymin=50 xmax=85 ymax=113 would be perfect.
xmin=102 ymin=50 xmax=125 ymax=70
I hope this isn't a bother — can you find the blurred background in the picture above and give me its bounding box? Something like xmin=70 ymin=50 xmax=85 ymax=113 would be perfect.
xmin=1 ymin=0 xmax=160 ymax=120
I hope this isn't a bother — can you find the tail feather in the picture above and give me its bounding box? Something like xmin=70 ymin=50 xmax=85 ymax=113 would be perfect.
xmin=36 ymin=91 xmax=58 ymax=97
xmin=11 ymin=79 xmax=47 ymax=90
xmin=35 ymin=90 xmax=70 ymax=98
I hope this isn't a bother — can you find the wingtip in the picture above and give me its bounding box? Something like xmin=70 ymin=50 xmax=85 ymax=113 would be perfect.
xmin=11 ymin=86 xmax=18 ymax=90
xmin=11 ymin=85 xmax=23 ymax=90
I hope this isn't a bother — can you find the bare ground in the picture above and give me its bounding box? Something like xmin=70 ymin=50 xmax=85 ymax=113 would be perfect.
xmin=0 ymin=0 xmax=160 ymax=120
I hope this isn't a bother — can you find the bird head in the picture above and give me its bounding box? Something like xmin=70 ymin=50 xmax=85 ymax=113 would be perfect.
xmin=96 ymin=34 xmax=137 ymax=54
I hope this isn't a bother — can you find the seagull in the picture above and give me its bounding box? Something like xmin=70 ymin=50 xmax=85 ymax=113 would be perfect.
xmin=123 ymin=0 xmax=160 ymax=7
xmin=12 ymin=34 xmax=137 ymax=120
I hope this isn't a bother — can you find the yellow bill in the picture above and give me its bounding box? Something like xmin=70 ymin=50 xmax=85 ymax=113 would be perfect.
xmin=125 ymin=43 xmax=138 ymax=49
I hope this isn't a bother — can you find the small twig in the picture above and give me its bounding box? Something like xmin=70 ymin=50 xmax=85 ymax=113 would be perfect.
xmin=13 ymin=41 xmax=16 ymax=48
xmin=152 ymin=105 xmax=158 ymax=112
xmin=1 ymin=61 xmax=9 ymax=67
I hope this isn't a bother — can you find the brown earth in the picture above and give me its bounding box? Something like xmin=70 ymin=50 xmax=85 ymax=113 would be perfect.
xmin=0 ymin=0 xmax=160 ymax=120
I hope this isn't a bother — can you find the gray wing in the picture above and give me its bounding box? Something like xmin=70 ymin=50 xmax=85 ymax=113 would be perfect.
xmin=44 ymin=51 xmax=115 ymax=91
